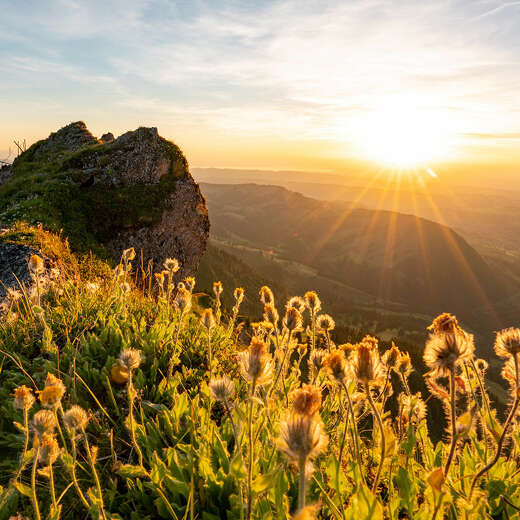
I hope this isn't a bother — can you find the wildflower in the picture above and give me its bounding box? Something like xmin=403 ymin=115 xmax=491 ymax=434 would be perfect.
xmin=361 ymin=334 xmax=379 ymax=350
xmin=501 ymin=357 xmax=517 ymax=390
xmin=45 ymin=373 xmax=65 ymax=392
xmin=323 ymin=350 xmax=350 ymax=384
xmin=494 ymin=327 xmax=520 ymax=358
xmin=6 ymin=288 xmax=22 ymax=302
xmin=475 ymin=358 xmax=488 ymax=372
xmin=63 ymin=405 xmax=89 ymax=431
xmin=213 ymin=281 xmax=223 ymax=297
xmin=278 ymin=413 xmax=328 ymax=465
xmin=352 ymin=342 xmax=385 ymax=385
xmin=209 ymin=376 xmax=235 ymax=404
xmin=13 ymin=385 xmax=35 ymax=410
xmin=114 ymin=264 xmax=125 ymax=278
xmin=396 ymin=351 xmax=413 ymax=377
xmin=427 ymin=468 xmax=445 ymax=492
xmin=316 ymin=314 xmax=335 ymax=331
xmin=308 ymin=349 xmax=327 ymax=375
xmin=122 ymin=247 xmax=136 ymax=262
xmin=201 ymin=308 xmax=215 ymax=330
xmin=164 ymin=258 xmax=179 ymax=272
xmin=292 ymin=505 xmax=319 ymax=520
xmin=424 ymin=331 xmax=474 ymax=376
xmin=184 ymin=276 xmax=196 ymax=292
xmin=177 ymin=282 xmax=185 ymax=290
xmin=399 ymin=393 xmax=427 ymax=425
xmin=32 ymin=410 xmax=57 ymax=437
xmin=283 ymin=306 xmax=303 ymax=332
xmin=85 ymin=282 xmax=99 ymax=293
xmin=234 ymin=287 xmax=245 ymax=304
xmin=174 ymin=287 xmax=192 ymax=313
xmin=119 ymin=281 xmax=131 ymax=294
xmin=119 ymin=348 xmax=142 ymax=371
xmin=154 ymin=272 xmax=164 ymax=287
xmin=428 ymin=313 xmax=461 ymax=335
xmin=287 ymin=296 xmax=306 ymax=313
xmin=28 ymin=254 xmax=44 ymax=274
xmin=259 ymin=285 xmax=274 ymax=305
xmin=304 ymin=291 xmax=321 ymax=314
xmin=264 ymin=303 xmax=279 ymax=327
xmin=39 ymin=385 xmax=65 ymax=408
xmin=111 ymin=364 xmax=129 ymax=384
xmin=382 ymin=343 xmax=401 ymax=369
xmin=38 ymin=433 xmax=60 ymax=465
xmin=291 ymin=385 xmax=322 ymax=416
xmin=238 ymin=338 xmax=273 ymax=386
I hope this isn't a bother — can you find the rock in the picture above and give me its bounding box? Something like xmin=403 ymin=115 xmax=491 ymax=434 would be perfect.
xmin=3 ymin=122 xmax=210 ymax=281
xmin=100 ymin=132 xmax=114 ymax=143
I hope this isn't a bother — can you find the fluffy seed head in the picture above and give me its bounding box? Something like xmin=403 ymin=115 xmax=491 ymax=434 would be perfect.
xmin=119 ymin=348 xmax=142 ymax=371
xmin=316 ymin=314 xmax=335 ymax=331
xmin=304 ymin=291 xmax=321 ymax=314
xmin=28 ymin=254 xmax=44 ymax=274
xmin=234 ymin=287 xmax=245 ymax=304
xmin=494 ymin=327 xmax=520 ymax=358
xmin=174 ymin=287 xmax=192 ymax=313
xmin=424 ymin=331 xmax=474 ymax=376
xmin=352 ymin=341 xmax=385 ymax=385
xmin=63 ymin=405 xmax=89 ymax=430
xmin=399 ymin=393 xmax=427 ymax=425
xmin=13 ymin=385 xmax=35 ymax=410
xmin=259 ymin=286 xmax=274 ymax=305
xmin=263 ymin=303 xmax=279 ymax=327
xmin=213 ymin=281 xmax=223 ymax=298
xmin=38 ymin=433 xmax=60 ymax=465
xmin=475 ymin=358 xmax=489 ymax=372
xmin=287 ymin=296 xmax=306 ymax=313
xmin=308 ymin=349 xmax=327 ymax=375
xmin=33 ymin=410 xmax=57 ymax=436
xmin=323 ymin=350 xmax=351 ymax=384
xmin=184 ymin=276 xmax=196 ymax=292
xmin=278 ymin=413 xmax=328 ymax=464
xmin=396 ymin=351 xmax=413 ymax=376
xmin=201 ymin=308 xmax=215 ymax=330
xmin=291 ymin=385 xmax=322 ymax=416
xmin=209 ymin=376 xmax=235 ymax=403
xmin=238 ymin=338 xmax=273 ymax=386
xmin=283 ymin=306 xmax=303 ymax=332
xmin=382 ymin=344 xmax=401 ymax=369
xmin=428 ymin=313 xmax=461 ymax=335
xmin=39 ymin=385 xmax=65 ymax=408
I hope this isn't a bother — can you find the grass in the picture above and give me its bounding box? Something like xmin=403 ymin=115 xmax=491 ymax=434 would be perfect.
xmin=0 ymin=231 xmax=520 ymax=519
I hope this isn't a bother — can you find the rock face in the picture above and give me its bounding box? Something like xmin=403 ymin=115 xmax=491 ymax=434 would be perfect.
xmin=2 ymin=122 xmax=210 ymax=281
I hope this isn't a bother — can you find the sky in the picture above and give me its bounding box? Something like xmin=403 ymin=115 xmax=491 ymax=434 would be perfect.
xmin=1 ymin=0 xmax=520 ymax=182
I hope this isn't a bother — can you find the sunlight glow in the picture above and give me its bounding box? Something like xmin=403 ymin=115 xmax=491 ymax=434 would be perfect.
xmin=354 ymin=96 xmax=451 ymax=169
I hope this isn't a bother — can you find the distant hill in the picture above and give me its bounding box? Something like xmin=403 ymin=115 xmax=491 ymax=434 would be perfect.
xmin=201 ymin=183 xmax=519 ymax=336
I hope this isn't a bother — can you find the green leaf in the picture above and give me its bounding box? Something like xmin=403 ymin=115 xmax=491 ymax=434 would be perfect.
xmin=13 ymin=481 xmax=32 ymax=497
xmin=117 ymin=464 xmax=149 ymax=479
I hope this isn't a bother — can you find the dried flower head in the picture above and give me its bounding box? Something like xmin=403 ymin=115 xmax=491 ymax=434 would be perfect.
xmin=291 ymin=385 xmax=322 ymax=416
xmin=122 ymin=247 xmax=136 ymax=262
xmin=38 ymin=433 xmax=60 ymax=466
xmin=264 ymin=303 xmax=279 ymax=327
xmin=259 ymin=286 xmax=274 ymax=305
xmin=174 ymin=287 xmax=192 ymax=313
xmin=201 ymin=308 xmax=215 ymax=330
xmin=238 ymin=338 xmax=273 ymax=386
xmin=213 ymin=282 xmax=223 ymax=299
xmin=494 ymin=327 xmax=520 ymax=358
xmin=28 ymin=254 xmax=44 ymax=274
xmin=382 ymin=344 xmax=401 ymax=369
xmin=396 ymin=351 xmax=413 ymax=377
xmin=39 ymin=384 xmax=65 ymax=408
xmin=352 ymin=342 xmax=385 ymax=385
xmin=428 ymin=313 xmax=462 ymax=335
xmin=234 ymin=287 xmax=245 ymax=304
xmin=316 ymin=314 xmax=335 ymax=331
xmin=424 ymin=331 xmax=474 ymax=376
xmin=308 ymin=349 xmax=327 ymax=376
xmin=278 ymin=413 xmax=328 ymax=464
xmin=33 ymin=410 xmax=57 ymax=436
xmin=323 ymin=350 xmax=350 ymax=384
xmin=287 ymin=296 xmax=306 ymax=313
xmin=164 ymin=258 xmax=180 ymax=272
xmin=119 ymin=348 xmax=142 ymax=371
xmin=283 ymin=306 xmax=303 ymax=332
xmin=304 ymin=291 xmax=321 ymax=314
xmin=63 ymin=405 xmax=89 ymax=430
xmin=7 ymin=288 xmax=22 ymax=302
xmin=184 ymin=276 xmax=196 ymax=292
xmin=475 ymin=358 xmax=489 ymax=373
xmin=209 ymin=376 xmax=235 ymax=403
xmin=13 ymin=385 xmax=35 ymax=410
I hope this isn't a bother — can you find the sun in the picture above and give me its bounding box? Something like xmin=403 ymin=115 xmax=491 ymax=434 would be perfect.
xmin=354 ymin=96 xmax=450 ymax=169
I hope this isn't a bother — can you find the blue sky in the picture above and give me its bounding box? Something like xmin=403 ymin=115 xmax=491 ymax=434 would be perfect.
xmin=1 ymin=0 xmax=520 ymax=173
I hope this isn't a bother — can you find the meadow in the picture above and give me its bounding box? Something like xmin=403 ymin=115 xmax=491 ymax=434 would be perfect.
xmin=0 ymin=236 xmax=519 ymax=520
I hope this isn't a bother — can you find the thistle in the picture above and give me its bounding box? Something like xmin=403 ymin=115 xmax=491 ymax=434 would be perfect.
xmin=13 ymin=385 xmax=35 ymax=410
xmin=304 ymin=291 xmax=321 ymax=352
xmin=259 ymin=285 xmax=274 ymax=305
xmin=291 ymin=385 xmax=322 ymax=416
xmin=238 ymin=338 xmax=273 ymax=387
xmin=287 ymin=296 xmax=306 ymax=313
xmin=201 ymin=309 xmax=216 ymax=374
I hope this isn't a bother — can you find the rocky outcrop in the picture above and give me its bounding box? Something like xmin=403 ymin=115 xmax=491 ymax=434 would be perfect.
xmin=1 ymin=122 xmax=210 ymax=281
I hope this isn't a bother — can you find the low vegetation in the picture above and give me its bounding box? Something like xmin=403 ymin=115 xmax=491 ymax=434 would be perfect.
xmin=1 ymin=234 xmax=520 ymax=520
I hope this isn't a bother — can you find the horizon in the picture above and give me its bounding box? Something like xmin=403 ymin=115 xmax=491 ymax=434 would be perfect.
xmin=2 ymin=0 xmax=520 ymax=184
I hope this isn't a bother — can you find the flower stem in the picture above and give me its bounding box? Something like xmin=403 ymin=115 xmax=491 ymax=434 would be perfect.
xmin=70 ymin=433 xmax=90 ymax=509
xmin=49 ymin=462 xmax=57 ymax=509
xmin=365 ymin=383 xmax=385 ymax=493
xmin=246 ymin=381 xmax=257 ymax=520
xmin=83 ymin=430 xmax=108 ymax=520
xmin=128 ymin=370 xmax=144 ymax=467
xmin=31 ymin=443 xmax=41 ymax=520
xmin=443 ymin=368 xmax=457 ymax=477
xmin=298 ymin=456 xmax=307 ymax=511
